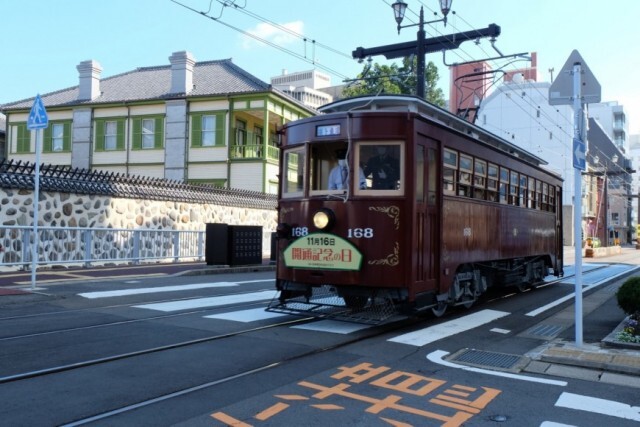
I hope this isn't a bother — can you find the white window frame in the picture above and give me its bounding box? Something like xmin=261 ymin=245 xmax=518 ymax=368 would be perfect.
xmin=104 ymin=121 xmax=117 ymax=151
xmin=52 ymin=123 xmax=64 ymax=152
xmin=202 ymin=115 xmax=215 ymax=147
xmin=142 ymin=118 xmax=155 ymax=149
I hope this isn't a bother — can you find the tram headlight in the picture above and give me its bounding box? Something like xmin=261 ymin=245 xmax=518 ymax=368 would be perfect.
xmin=313 ymin=208 xmax=335 ymax=231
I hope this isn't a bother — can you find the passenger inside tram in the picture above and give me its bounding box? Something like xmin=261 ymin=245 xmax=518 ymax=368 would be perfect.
xmin=363 ymin=145 xmax=400 ymax=189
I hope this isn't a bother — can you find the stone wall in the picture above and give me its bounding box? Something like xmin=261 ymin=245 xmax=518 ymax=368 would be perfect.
xmin=0 ymin=188 xmax=277 ymax=262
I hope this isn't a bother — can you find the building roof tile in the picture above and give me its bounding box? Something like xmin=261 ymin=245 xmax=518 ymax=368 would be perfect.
xmin=1 ymin=58 xmax=272 ymax=111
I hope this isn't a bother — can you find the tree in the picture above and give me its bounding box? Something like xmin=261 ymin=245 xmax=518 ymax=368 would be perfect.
xmin=342 ymin=56 xmax=445 ymax=107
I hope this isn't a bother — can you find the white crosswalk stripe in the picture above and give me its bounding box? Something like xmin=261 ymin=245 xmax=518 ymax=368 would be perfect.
xmin=133 ymin=290 xmax=277 ymax=312
xmin=389 ymin=309 xmax=510 ymax=346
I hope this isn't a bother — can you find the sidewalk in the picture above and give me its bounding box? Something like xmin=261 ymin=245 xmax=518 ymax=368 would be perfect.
xmin=0 ymin=259 xmax=276 ymax=291
xmin=522 ymin=245 xmax=640 ymax=386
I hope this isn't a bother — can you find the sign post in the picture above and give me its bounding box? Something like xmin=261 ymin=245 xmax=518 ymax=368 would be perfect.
xmin=27 ymin=94 xmax=49 ymax=291
xmin=549 ymin=50 xmax=600 ymax=347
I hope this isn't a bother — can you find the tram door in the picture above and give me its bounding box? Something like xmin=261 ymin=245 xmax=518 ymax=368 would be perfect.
xmin=414 ymin=136 xmax=440 ymax=293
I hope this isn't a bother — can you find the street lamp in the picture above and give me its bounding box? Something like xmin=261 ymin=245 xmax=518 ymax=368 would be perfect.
xmin=391 ymin=0 xmax=452 ymax=98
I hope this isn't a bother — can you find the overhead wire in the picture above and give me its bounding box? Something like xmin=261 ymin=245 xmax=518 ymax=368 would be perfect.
xmin=214 ymin=0 xmax=353 ymax=60
xmin=409 ymin=0 xmax=583 ymax=159
xmin=170 ymin=0 xmax=352 ymax=81
xmin=178 ymin=0 xmax=632 ymax=183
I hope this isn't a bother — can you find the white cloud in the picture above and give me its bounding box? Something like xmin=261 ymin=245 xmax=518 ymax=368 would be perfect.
xmin=241 ymin=21 xmax=304 ymax=50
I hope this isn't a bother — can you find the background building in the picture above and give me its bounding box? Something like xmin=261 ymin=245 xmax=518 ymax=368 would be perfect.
xmin=270 ymin=69 xmax=333 ymax=109
xmin=1 ymin=51 xmax=314 ymax=194
xmin=457 ymin=54 xmax=635 ymax=246
xmin=0 ymin=114 xmax=5 ymax=162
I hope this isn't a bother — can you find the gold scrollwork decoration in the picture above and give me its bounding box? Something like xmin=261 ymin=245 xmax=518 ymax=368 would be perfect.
xmin=368 ymin=205 xmax=400 ymax=230
xmin=368 ymin=242 xmax=399 ymax=266
xmin=280 ymin=207 xmax=294 ymax=217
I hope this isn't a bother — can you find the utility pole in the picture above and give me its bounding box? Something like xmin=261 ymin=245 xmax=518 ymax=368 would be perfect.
xmin=352 ymin=0 xmax=501 ymax=99
xmin=549 ymin=50 xmax=601 ymax=347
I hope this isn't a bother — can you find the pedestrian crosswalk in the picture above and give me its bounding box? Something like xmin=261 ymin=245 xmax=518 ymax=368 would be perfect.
xmin=76 ymin=263 xmax=639 ymax=338
xmin=77 ymin=280 xmax=514 ymax=338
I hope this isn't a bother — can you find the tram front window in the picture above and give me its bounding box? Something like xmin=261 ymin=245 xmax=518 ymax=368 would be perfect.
xmin=282 ymin=148 xmax=305 ymax=197
xmin=359 ymin=143 xmax=402 ymax=192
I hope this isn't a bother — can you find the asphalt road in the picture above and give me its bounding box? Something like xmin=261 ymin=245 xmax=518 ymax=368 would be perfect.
xmin=0 ymin=258 xmax=639 ymax=426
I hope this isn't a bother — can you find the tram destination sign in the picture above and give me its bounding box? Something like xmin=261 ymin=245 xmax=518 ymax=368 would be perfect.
xmin=283 ymin=232 xmax=363 ymax=270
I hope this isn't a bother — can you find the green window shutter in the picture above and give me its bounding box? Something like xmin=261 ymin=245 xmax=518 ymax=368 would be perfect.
xmin=116 ymin=119 xmax=125 ymax=150
xmin=215 ymin=113 xmax=224 ymax=146
xmin=16 ymin=124 xmax=30 ymax=153
xmin=191 ymin=114 xmax=202 ymax=147
xmin=132 ymin=118 xmax=142 ymax=150
xmin=63 ymin=122 xmax=71 ymax=151
xmin=95 ymin=120 xmax=105 ymax=151
xmin=155 ymin=117 xmax=164 ymax=148
xmin=43 ymin=125 xmax=53 ymax=153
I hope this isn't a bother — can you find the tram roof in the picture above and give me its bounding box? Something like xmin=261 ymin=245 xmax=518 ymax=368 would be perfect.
xmin=318 ymin=94 xmax=548 ymax=167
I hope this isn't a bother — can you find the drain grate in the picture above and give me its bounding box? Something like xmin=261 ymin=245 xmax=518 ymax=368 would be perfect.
xmin=525 ymin=323 xmax=564 ymax=339
xmin=450 ymin=349 xmax=524 ymax=370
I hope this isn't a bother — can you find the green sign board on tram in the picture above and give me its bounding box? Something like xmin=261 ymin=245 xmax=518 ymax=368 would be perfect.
xmin=283 ymin=233 xmax=363 ymax=271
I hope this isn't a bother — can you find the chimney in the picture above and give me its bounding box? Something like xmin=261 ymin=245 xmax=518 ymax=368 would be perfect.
xmin=76 ymin=60 xmax=102 ymax=100
xmin=169 ymin=51 xmax=195 ymax=94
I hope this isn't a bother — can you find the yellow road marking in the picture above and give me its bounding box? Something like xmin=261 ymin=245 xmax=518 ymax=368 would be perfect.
xmin=210 ymin=412 xmax=251 ymax=426
xmin=254 ymin=402 xmax=289 ymax=421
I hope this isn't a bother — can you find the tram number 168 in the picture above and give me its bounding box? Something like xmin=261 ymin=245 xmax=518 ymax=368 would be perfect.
xmin=348 ymin=228 xmax=374 ymax=238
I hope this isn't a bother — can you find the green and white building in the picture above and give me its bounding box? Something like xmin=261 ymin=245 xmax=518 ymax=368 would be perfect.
xmin=0 ymin=51 xmax=315 ymax=193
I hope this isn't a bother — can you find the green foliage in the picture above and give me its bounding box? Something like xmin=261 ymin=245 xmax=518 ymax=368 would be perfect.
xmin=616 ymin=276 xmax=640 ymax=315
xmin=343 ymin=57 xmax=445 ymax=107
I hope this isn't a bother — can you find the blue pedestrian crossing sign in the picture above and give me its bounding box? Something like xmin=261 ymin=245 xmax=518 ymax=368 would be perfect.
xmin=573 ymin=137 xmax=586 ymax=171
xmin=27 ymin=94 xmax=48 ymax=130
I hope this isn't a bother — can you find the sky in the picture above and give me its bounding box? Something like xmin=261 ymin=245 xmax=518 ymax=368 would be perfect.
xmin=2 ymin=0 xmax=640 ymax=134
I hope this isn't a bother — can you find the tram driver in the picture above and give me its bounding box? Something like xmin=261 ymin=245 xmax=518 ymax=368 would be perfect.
xmin=364 ymin=145 xmax=399 ymax=189
xmin=328 ymin=149 xmax=366 ymax=190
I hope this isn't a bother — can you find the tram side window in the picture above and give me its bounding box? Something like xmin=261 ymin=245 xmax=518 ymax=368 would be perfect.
xmin=487 ymin=163 xmax=499 ymax=201
xmin=458 ymin=154 xmax=472 ymax=197
xmin=282 ymin=148 xmax=305 ymax=197
xmin=443 ymin=149 xmax=457 ymax=195
xmin=519 ymin=174 xmax=527 ymax=207
xmin=499 ymin=167 xmax=509 ymax=204
xmin=509 ymin=171 xmax=519 ymax=206
xmin=549 ymin=186 xmax=556 ymax=213
xmin=428 ymin=148 xmax=437 ymax=205
xmin=474 ymin=159 xmax=487 ymax=199
xmin=542 ymin=183 xmax=549 ymax=211
xmin=528 ymin=177 xmax=536 ymax=208
xmin=537 ymin=180 xmax=543 ymax=209
xmin=416 ymin=145 xmax=425 ymax=202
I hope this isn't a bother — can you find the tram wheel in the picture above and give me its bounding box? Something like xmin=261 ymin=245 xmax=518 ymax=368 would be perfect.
xmin=461 ymin=298 xmax=475 ymax=309
xmin=516 ymin=281 xmax=530 ymax=293
xmin=431 ymin=302 xmax=447 ymax=317
xmin=344 ymin=295 xmax=368 ymax=309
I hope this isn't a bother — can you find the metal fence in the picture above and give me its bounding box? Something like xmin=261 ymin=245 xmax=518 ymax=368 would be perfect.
xmin=0 ymin=225 xmax=205 ymax=271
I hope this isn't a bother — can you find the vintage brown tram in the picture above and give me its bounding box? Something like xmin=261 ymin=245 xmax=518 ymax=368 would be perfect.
xmin=268 ymin=95 xmax=563 ymax=323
